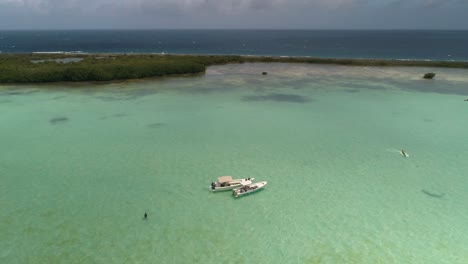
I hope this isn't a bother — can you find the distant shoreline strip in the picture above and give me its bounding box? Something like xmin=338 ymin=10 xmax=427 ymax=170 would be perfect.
xmin=26 ymin=52 xmax=468 ymax=63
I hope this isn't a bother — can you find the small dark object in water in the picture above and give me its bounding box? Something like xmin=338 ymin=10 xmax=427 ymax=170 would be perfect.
xmin=401 ymin=149 xmax=408 ymax=158
xmin=262 ymin=72 xmax=268 ymax=75
xmin=464 ymin=98 xmax=468 ymax=101
xmin=423 ymin=73 xmax=436 ymax=79
xmin=422 ymin=189 xmax=445 ymax=198
xmin=50 ymin=117 xmax=69 ymax=125
xmin=144 ymin=212 xmax=148 ymax=220
xmin=147 ymin=122 xmax=165 ymax=128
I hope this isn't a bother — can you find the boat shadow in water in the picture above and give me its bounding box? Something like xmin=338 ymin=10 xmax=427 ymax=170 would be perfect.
xmin=50 ymin=116 xmax=69 ymax=125
xmin=421 ymin=189 xmax=445 ymax=199
xmin=147 ymin=122 xmax=166 ymax=129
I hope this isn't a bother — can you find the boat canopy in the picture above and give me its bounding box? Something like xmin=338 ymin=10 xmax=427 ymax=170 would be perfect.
xmin=218 ymin=176 xmax=233 ymax=183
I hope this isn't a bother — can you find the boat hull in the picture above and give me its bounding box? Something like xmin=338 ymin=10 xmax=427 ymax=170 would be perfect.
xmin=210 ymin=178 xmax=254 ymax=192
xmin=233 ymin=181 xmax=267 ymax=197
xmin=210 ymin=183 xmax=244 ymax=192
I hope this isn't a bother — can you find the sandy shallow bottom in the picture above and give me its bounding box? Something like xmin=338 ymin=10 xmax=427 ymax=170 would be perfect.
xmin=1 ymin=63 xmax=468 ymax=263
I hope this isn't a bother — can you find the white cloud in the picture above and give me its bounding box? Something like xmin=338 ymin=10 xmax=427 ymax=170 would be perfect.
xmin=0 ymin=0 xmax=423 ymax=15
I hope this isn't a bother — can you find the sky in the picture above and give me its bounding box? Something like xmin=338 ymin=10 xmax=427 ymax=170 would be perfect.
xmin=0 ymin=0 xmax=467 ymax=29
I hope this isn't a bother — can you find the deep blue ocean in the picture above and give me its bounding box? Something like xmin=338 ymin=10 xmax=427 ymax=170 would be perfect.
xmin=1 ymin=30 xmax=467 ymax=61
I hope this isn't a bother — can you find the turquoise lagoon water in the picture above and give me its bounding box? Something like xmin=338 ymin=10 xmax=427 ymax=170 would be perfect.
xmin=1 ymin=64 xmax=468 ymax=263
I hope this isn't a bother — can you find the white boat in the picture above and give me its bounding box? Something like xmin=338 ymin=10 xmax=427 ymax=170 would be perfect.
xmin=232 ymin=181 xmax=267 ymax=198
xmin=210 ymin=176 xmax=254 ymax=192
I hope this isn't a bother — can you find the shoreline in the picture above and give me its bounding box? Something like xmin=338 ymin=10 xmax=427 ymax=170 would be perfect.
xmin=28 ymin=51 xmax=468 ymax=63
xmin=29 ymin=51 xmax=468 ymax=62
xmin=1 ymin=53 xmax=467 ymax=84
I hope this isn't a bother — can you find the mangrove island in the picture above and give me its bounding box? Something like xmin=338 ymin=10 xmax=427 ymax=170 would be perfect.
xmin=1 ymin=53 xmax=468 ymax=84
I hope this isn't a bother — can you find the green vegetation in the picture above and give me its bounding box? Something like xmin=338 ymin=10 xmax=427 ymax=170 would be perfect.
xmin=0 ymin=54 xmax=207 ymax=83
xmin=1 ymin=53 xmax=467 ymax=83
xmin=423 ymin=73 xmax=436 ymax=79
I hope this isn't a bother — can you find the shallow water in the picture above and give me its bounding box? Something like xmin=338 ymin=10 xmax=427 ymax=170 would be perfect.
xmin=1 ymin=64 xmax=468 ymax=263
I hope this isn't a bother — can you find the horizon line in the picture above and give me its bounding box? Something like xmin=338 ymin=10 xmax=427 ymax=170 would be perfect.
xmin=1 ymin=28 xmax=468 ymax=31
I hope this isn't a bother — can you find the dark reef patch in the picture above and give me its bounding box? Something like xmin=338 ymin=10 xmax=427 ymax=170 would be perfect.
xmin=422 ymin=189 xmax=445 ymax=199
xmin=148 ymin=122 xmax=166 ymax=128
xmin=95 ymin=95 xmax=138 ymax=102
xmin=50 ymin=117 xmax=69 ymax=125
xmin=242 ymin=93 xmax=310 ymax=103
xmin=423 ymin=118 xmax=433 ymax=123
xmin=112 ymin=113 xmax=127 ymax=118
xmin=0 ymin=99 xmax=11 ymax=104
xmin=0 ymin=90 xmax=39 ymax=96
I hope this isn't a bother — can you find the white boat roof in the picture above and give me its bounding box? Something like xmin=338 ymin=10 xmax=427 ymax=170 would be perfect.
xmin=218 ymin=176 xmax=233 ymax=183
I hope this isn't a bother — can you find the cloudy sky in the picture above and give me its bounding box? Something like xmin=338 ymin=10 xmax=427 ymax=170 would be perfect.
xmin=0 ymin=0 xmax=467 ymax=29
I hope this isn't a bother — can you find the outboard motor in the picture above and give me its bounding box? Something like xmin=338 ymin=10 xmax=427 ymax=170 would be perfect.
xmin=211 ymin=182 xmax=216 ymax=190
